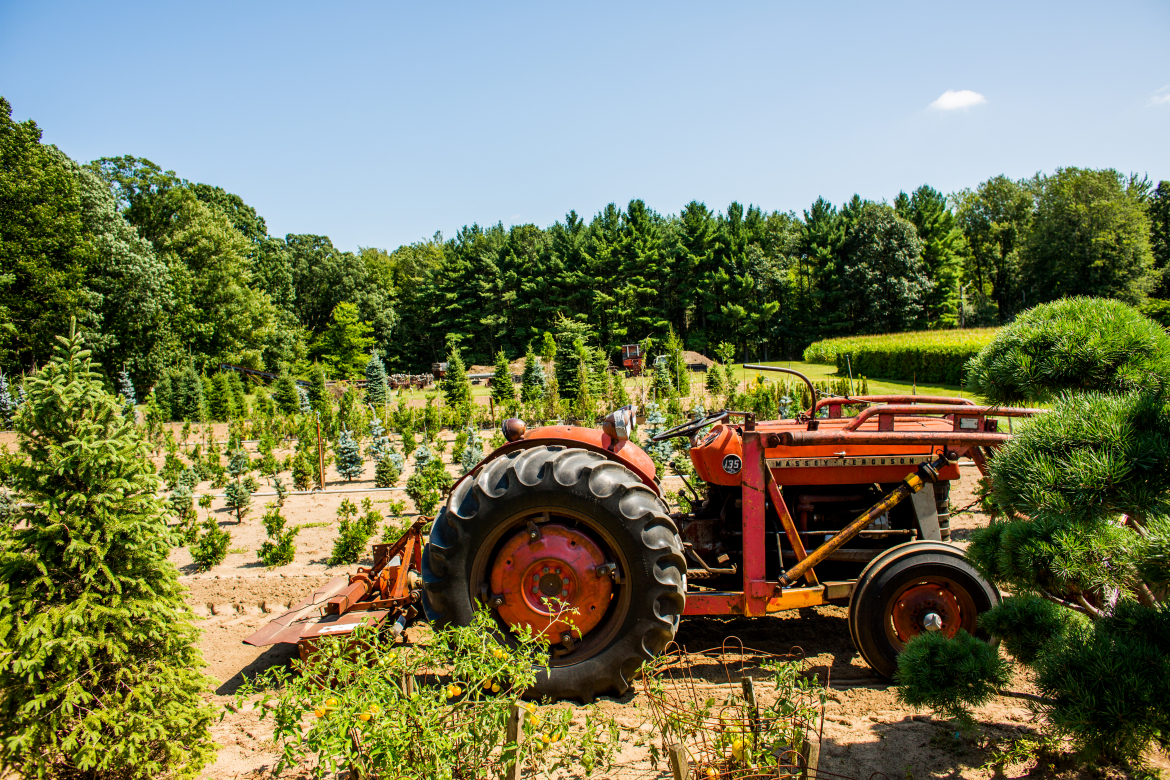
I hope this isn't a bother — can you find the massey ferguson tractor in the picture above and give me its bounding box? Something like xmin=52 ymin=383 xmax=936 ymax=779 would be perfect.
xmin=246 ymin=366 xmax=1040 ymax=701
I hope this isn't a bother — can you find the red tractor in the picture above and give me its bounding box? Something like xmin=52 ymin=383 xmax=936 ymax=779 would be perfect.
xmin=247 ymin=366 xmax=1040 ymax=701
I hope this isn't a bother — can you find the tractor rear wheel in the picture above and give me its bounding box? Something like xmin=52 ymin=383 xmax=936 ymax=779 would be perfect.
xmin=848 ymin=541 xmax=998 ymax=679
xmin=421 ymin=445 xmax=687 ymax=701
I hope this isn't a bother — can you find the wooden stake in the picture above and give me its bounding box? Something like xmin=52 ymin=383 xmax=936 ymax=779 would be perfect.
xmin=667 ymin=743 xmax=690 ymax=780
xmin=503 ymin=703 xmax=526 ymax=780
xmin=742 ymin=676 xmax=759 ymax=744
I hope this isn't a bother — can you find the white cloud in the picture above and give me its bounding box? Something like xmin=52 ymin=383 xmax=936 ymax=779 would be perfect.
xmin=1148 ymin=86 xmax=1170 ymax=106
xmin=929 ymin=90 xmax=987 ymax=111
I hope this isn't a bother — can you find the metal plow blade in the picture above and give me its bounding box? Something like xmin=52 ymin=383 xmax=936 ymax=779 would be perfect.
xmin=243 ymin=517 xmax=427 ymax=658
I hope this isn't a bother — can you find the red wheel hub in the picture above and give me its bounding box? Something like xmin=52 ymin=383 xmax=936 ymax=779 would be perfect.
xmin=489 ymin=523 xmax=613 ymax=643
xmin=889 ymin=582 xmax=964 ymax=644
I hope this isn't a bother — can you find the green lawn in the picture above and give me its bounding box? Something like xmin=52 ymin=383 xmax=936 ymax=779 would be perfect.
xmin=731 ymin=360 xmax=970 ymax=400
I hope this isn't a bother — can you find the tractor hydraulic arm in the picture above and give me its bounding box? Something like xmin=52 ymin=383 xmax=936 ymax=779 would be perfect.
xmin=777 ymin=453 xmax=950 ymax=588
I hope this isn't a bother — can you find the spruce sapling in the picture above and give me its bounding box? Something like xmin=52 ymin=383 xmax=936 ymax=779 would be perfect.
xmin=0 ymin=321 xmax=215 ymax=777
xmin=335 ymin=426 xmax=364 ymax=482
xmin=257 ymin=502 xmax=299 ymax=568
xmin=116 ymin=366 xmax=137 ymax=420
xmin=0 ymin=372 xmax=14 ymax=430
xmin=365 ymin=350 xmax=389 ymax=405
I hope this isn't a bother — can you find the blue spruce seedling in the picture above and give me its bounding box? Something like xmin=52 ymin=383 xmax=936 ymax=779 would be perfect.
xmin=335 ymin=426 xmax=364 ymax=482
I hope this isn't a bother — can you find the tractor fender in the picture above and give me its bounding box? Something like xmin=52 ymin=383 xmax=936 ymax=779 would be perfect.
xmin=457 ymin=425 xmax=660 ymax=496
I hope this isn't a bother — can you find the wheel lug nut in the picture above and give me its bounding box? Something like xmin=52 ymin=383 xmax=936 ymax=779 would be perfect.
xmin=543 ymin=567 xmax=549 ymax=573
xmin=555 ymin=568 xmax=561 ymax=575
xmin=562 ymin=577 xmax=569 ymax=585
xmin=531 ymin=587 xmax=538 ymax=594
xmin=561 ymin=589 xmax=568 ymax=597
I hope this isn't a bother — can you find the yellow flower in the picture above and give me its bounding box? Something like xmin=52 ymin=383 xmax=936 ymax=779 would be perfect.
xmin=492 ymin=647 xmax=505 ymax=659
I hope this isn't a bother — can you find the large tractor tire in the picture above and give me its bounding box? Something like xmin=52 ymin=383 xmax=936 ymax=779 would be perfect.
xmin=848 ymin=541 xmax=998 ymax=679
xmin=421 ymin=445 xmax=687 ymax=701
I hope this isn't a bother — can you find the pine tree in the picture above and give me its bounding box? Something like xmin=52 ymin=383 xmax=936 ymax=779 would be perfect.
xmin=257 ymin=503 xmax=299 ymax=568
xmin=642 ymin=401 xmax=673 ymax=468
xmin=460 ymin=422 xmax=483 ymax=474
xmin=227 ymin=370 xmax=247 ymax=416
xmin=897 ymin=298 xmax=1170 ymax=763
xmin=441 ymin=344 xmax=473 ymax=422
xmin=0 ymin=322 xmax=215 ymax=777
xmin=335 ymin=426 xmax=364 ymax=482
xmin=365 ymin=350 xmax=389 ymax=405
xmin=367 ymin=413 xmax=392 ymax=462
xmin=297 ymin=386 xmax=311 ymax=415
xmin=272 ymin=371 xmax=300 ymax=415
xmin=291 ymin=449 xmax=314 ymax=491
xmin=520 ymin=347 xmax=544 ymax=403
xmin=0 ymin=372 xmax=13 ymax=430
xmin=116 ymin=367 xmax=137 ymax=420
xmin=154 ymin=371 xmax=174 ymax=421
xmin=175 ymin=361 xmax=205 ymax=421
xmin=490 ymin=349 xmax=515 ymax=410
xmin=374 ymin=451 xmax=403 ymax=488
xmin=206 ymin=371 xmax=235 ymax=421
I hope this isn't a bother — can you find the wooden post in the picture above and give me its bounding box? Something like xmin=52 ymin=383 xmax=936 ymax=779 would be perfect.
xmin=667 ymin=742 xmax=690 ymax=780
xmin=742 ymin=676 xmax=759 ymax=746
xmin=315 ymin=414 xmax=326 ymax=490
xmin=402 ymin=673 xmax=414 ymax=697
xmin=503 ymin=703 xmax=526 ymax=780
xmin=489 ymin=397 xmax=496 ymax=428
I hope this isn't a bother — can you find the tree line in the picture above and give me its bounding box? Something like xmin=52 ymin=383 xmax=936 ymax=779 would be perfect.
xmin=3 ymin=96 xmax=1167 ymax=391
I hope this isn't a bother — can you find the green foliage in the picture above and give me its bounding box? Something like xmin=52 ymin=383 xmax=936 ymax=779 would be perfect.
xmin=979 ymin=595 xmax=1088 ymax=664
xmin=257 ymin=503 xmax=299 ymax=568
xmin=223 ymin=479 xmax=252 ymax=523
xmin=364 ymin=350 xmax=388 ymax=405
xmin=0 ymin=323 xmax=215 ymax=777
xmin=1022 ymin=168 xmax=1155 ymax=306
xmin=490 ymin=349 xmax=515 ymax=409
xmin=328 ymin=498 xmax=378 ymax=566
xmin=315 ymin=301 xmax=374 ymax=379
xmin=234 ymin=610 xmax=620 ymax=779
xmin=802 ymin=327 xmax=999 ymax=385
xmin=520 ymin=347 xmax=544 ymax=403
xmin=441 ymin=345 xmax=472 ymax=424
xmin=205 ymin=370 xmax=235 ymax=421
xmin=271 ymin=371 xmax=300 ymax=415
xmin=191 ymin=515 xmax=231 ymax=570
xmin=894 ymin=630 xmax=1012 ymax=727
xmin=407 ymin=460 xmax=452 ymax=516
xmin=1034 ymin=602 xmax=1170 ymax=762
xmin=374 ymin=452 xmax=403 ymax=488
xmin=459 ymin=423 xmax=483 ymax=474
xmin=334 ymin=426 xmax=364 ymax=482
xmin=291 ymin=449 xmax=315 ymax=491
xmin=965 ymin=297 xmax=1170 ymax=404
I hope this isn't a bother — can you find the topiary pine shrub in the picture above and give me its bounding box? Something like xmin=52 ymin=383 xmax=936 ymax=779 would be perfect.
xmin=0 ymin=322 xmax=215 ymax=778
xmin=896 ymin=298 xmax=1170 ymax=766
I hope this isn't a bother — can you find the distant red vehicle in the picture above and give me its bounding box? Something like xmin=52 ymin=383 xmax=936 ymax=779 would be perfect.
xmin=620 ymin=344 xmax=643 ymax=376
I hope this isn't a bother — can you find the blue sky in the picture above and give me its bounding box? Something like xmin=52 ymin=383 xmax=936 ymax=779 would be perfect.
xmin=2 ymin=0 xmax=1167 ymax=251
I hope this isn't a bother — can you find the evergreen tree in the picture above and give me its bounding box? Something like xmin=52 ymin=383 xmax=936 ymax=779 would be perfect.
xmin=334 ymin=426 xmax=363 ymax=482
xmin=297 ymin=386 xmax=311 ymax=415
xmin=257 ymin=503 xmax=299 ymax=568
xmin=365 ymin=350 xmax=389 ymax=405
xmin=205 ymin=371 xmax=234 ymax=421
xmin=441 ymin=343 xmax=472 ymax=413
xmin=0 ymin=323 xmax=215 ymax=777
xmin=174 ymin=361 xmax=205 ymax=421
xmin=641 ymin=401 xmax=673 ymax=468
xmin=153 ymin=371 xmax=174 ymax=421
xmin=0 ymin=372 xmax=12 ymax=430
xmin=459 ymin=422 xmax=483 ymax=474
xmin=116 ymin=366 xmax=137 ymax=419
xmin=366 ymin=413 xmax=392 ymax=462
xmin=520 ymin=347 xmax=544 ymax=403
xmin=898 ymin=299 xmax=1170 ymax=763
xmin=490 ymin=349 xmax=515 ymax=410
xmin=226 ymin=369 xmax=247 ymax=415
xmin=272 ymin=371 xmax=300 ymax=415
xmin=374 ymin=450 xmax=403 ymax=488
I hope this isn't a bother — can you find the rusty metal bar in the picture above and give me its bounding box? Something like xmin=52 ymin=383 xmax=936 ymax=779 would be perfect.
xmin=777 ymin=430 xmax=1011 ymax=447
xmin=813 ymin=395 xmax=976 ymax=413
xmin=777 ymin=455 xmax=945 ymax=587
xmin=841 ymin=404 xmax=1044 ymax=432
xmin=765 ymin=473 xmax=817 ymax=586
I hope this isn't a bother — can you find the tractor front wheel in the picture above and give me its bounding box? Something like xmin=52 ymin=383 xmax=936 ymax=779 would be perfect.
xmin=421 ymin=445 xmax=687 ymax=701
xmin=848 ymin=541 xmax=998 ymax=679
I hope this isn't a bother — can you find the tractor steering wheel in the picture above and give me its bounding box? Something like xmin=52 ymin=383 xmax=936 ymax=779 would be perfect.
xmin=650 ymin=411 xmax=730 ymax=442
